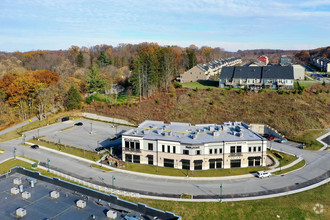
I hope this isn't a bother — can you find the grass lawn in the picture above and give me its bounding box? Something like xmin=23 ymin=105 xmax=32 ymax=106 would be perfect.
xmin=91 ymin=164 xmax=113 ymax=172
xmin=273 ymin=160 xmax=306 ymax=175
xmin=124 ymin=163 xmax=268 ymax=177
xmin=181 ymin=80 xmax=220 ymax=89
xmin=27 ymin=139 xmax=102 ymax=162
xmin=293 ymin=130 xmax=328 ymax=151
xmin=268 ymin=149 xmax=297 ymax=167
xmin=295 ymin=81 xmax=322 ymax=89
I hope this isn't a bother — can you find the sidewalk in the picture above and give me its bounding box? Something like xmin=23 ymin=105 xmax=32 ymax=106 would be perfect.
xmin=316 ymin=131 xmax=330 ymax=151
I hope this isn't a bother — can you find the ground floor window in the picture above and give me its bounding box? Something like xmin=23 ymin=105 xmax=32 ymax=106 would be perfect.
xmin=248 ymin=157 xmax=261 ymax=167
xmin=133 ymin=155 xmax=140 ymax=164
xmin=125 ymin=154 xmax=132 ymax=162
xmin=230 ymin=159 xmax=241 ymax=168
xmin=182 ymin=159 xmax=190 ymax=170
xmin=194 ymin=160 xmax=203 ymax=170
xmin=148 ymin=155 xmax=153 ymax=165
xmin=209 ymin=159 xmax=222 ymax=169
xmin=164 ymin=158 xmax=174 ymax=168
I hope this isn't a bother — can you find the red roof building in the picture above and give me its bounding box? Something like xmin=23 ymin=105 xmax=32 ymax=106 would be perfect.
xmin=257 ymin=55 xmax=269 ymax=65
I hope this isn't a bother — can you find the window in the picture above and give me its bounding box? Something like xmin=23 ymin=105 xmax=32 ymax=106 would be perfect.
xmin=258 ymin=146 xmax=261 ymax=152
xmin=148 ymin=143 xmax=153 ymax=151
xmin=209 ymin=159 xmax=223 ymax=169
xmin=130 ymin=141 xmax=134 ymax=148
xmin=248 ymin=157 xmax=254 ymax=167
xmin=214 ymin=149 xmax=217 ymax=154
xmin=196 ymin=150 xmax=200 ymax=155
xmin=249 ymin=147 xmax=251 ymax=152
xmin=194 ymin=160 xmax=203 ymax=170
xmin=167 ymin=145 xmax=170 ymax=153
xmin=253 ymin=147 xmax=256 ymax=152
xmin=255 ymin=158 xmax=261 ymax=166
xmin=230 ymin=146 xmax=235 ymax=153
xmin=125 ymin=154 xmax=132 ymax=162
xmin=219 ymin=148 xmax=222 ymax=154
xmin=173 ymin=146 xmax=176 ymax=154
xmin=133 ymin=155 xmax=140 ymax=164
xmin=209 ymin=159 xmax=215 ymax=169
xmin=182 ymin=160 xmax=190 ymax=170
xmin=230 ymin=159 xmax=241 ymax=168
xmin=183 ymin=150 xmax=189 ymax=155
xmin=148 ymin=155 xmax=153 ymax=165
xmin=209 ymin=149 xmax=213 ymax=154
xmin=162 ymin=145 xmax=165 ymax=152
xmin=136 ymin=142 xmax=140 ymax=150
xmin=164 ymin=159 xmax=174 ymax=168
xmin=237 ymin=146 xmax=242 ymax=153
xmin=125 ymin=141 xmax=129 ymax=149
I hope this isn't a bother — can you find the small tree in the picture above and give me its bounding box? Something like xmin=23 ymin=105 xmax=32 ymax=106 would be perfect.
xmin=66 ymin=86 xmax=81 ymax=110
xmin=77 ymin=51 xmax=84 ymax=67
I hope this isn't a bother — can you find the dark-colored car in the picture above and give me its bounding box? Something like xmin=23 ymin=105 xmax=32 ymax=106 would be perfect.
xmin=74 ymin=122 xmax=83 ymax=126
xmin=61 ymin=116 xmax=69 ymax=122
xmin=95 ymin=146 xmax=105 ymax=152
xmin=31 ymin=144 xmax=39 ymax=149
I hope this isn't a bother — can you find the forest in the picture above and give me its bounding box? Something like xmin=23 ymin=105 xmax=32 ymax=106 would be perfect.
xmin=0 ymin=43 xmax=228 ymax=129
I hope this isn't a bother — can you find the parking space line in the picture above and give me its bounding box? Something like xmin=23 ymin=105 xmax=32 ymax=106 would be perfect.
xmin=50 ymin=204 xmax=75 ymax=219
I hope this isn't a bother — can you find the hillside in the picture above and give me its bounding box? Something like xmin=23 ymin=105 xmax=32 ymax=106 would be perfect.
xmin=85 ymin=84 xmax=330 ymax=139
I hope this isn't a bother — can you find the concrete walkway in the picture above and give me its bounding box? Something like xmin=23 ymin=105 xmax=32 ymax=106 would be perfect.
xmin=317 ymin=131 xmax=330 ymax=151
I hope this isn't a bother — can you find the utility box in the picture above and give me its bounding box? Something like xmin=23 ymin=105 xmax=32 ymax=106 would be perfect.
xmin=106 ymin=210 xmax=117 ymax=219
xmin=16 ymin=208 xmax=26 ymax=218
xmin=50 ymin=191 xmax=60 ymax=199
xmin=11 ymin=187 xmax=19 ymax=195
xmin=76 ymin=200 xmax=86 ymax=208
xmin=13 ymin=178 xmax=22 ymax=185
xmin=22 ymin=191 xmax=31 ymax=199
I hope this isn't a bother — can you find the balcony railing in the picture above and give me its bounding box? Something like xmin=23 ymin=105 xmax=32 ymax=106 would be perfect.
xmin=229 ymin=153 xmax=242 ymax=157
xmin=124 ymin=148 xmax=141 ymax=153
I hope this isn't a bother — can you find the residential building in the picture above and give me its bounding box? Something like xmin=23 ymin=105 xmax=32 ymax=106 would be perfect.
xmin=280 ymin=55 xmax=292 ymax=66
xmin=257 ymin=55 xmax=269 ymax=65
xmin=219 ymin=66 xmax=294 ymax=89
xmin=177 ymin=57 xmax=242 ymax=82
xmin=122 ymin=120 xmax=267 ymax=170
xmin=292 ymin=64 xmax=305 ymax=80
xmin=312 ymin=57 xmax=330 ymax=72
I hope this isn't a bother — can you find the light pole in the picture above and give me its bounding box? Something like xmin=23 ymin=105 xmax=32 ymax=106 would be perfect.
xmin=37 ymin=129 xmax=40 ymax=138
xmin=280 ymin=158 xmax=282 ymax=172
xmin=47 ymin=158 xmax=50 ymax=172
xmin=58 ymin=139 xmax=61 ymax=151
xmin=22 ymin=134 xmax=26 ymax=144
xmin=90 ymin=122 xmax=93 ymax=134
xmin=112 ymin=175 xmax=116 ymax=188
xmin=13 ymin=147 xmax=16 ymax=159
xmin=220 ymin=184 xmax=223 ymax=202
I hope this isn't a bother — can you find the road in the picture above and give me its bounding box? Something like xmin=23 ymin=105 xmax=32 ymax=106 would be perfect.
xmin=0 ymin=120 xmax=329 ymax=199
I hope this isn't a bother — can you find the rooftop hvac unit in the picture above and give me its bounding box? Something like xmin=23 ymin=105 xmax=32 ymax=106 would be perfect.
xmin=22 ymin=191 xmax=31 ymax=199
xmin=213 ymin=131 xmax=220 ymax=136
xmin=19 ymin=185 xmax=24 ymax=192
xmin=11 ymin=187 xmax=19 ymax=195
xmin=50 ymin=191 xmax=60 ymax=199
xmin=16 ymin=208 xmax=26 ymax=218
xmin=13 ymin=178 xmax=22 ymax=185
xmin=209 ymin=126 xmax=215 ymax=132
xmin=106 ymin=210 xmax=117 ymax=219
xmin=76 ymin=200 xmax=86 ymax=208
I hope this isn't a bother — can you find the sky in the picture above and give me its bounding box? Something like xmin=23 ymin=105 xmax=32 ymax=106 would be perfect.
xmin=0 ymin=0 xmax=330 ymax=52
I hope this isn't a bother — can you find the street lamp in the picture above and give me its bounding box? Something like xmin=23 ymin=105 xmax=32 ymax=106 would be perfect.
xmin=13 ymin=147 xmax=16 ymax=159
xmin=90 ymin=122 xmax=93 ymax=134
xmin=279 ymin=158 xmax=282 ymax=172
xmin=112 ymin=175 xmax=116 ymax=188
xmin=219 ymin=184 xmax=223 ymax=202
xmin=58 ymin=139 xmax=61 ymax=151
xmin=47 ymin=158 xmax=50 ymax=172
xmin=22 ymin=134 xmax=26 ymax=144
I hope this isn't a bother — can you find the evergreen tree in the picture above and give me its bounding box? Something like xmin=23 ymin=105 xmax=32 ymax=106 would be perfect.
xmin=186 ymin=48 xmax=197 ymax=69
xmin=86 ymin=66 xmax=105 ymax=93
xmin=66 ymin=86 xmax=81 ymax=110
xmin=77 ymin=51 xmax=84 ymax=67
xmin=97 ymin=50 xmax=111 ymax=66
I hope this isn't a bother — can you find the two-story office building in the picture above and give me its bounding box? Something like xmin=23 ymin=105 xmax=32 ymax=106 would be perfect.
xmin=122 ymin=120 xmax=267 ymax=170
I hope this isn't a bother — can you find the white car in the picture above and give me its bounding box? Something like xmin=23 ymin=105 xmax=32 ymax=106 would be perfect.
xmin=257 ymin=171 xmax=271 ymax=178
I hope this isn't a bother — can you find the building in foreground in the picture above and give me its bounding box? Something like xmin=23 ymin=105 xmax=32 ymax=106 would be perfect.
xmin=122 ymin=120 xmax=267 ymax=170
xmin=312 ymin=57 xmax=330 ymax=72
xmin=219 ymin=66 xmax=294 ymax=89
xmin=177 ymin=57 xmax=242 ymax=83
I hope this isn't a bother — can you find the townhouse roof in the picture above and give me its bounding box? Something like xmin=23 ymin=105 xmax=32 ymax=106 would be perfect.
xmin=262 ymin=66 xmax=294 ymax=79
xmin=233 ymin=66 xmax=262 ymax=79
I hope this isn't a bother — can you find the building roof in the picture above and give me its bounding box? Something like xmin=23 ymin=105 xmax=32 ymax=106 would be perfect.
xmin=123 ymin=120 xmax=264 ymax=145
xmin=219 ymin=66 xmax=234 ymax=79
xmin=262 ymin=66 xmax=294 ymax=79
xmin=233 ymin=66 xmax=262 ymax=79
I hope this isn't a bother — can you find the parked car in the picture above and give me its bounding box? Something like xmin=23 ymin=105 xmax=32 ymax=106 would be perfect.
xmin=95 ymin=146 xmax=105 ymax=152
xmin=298 ymin=144 xmax=306 ymax=149
xmin=268 ymin=136 xmax=275 ymax=141
xmin=74 ymin=122 xmax=83 ymax=126
xmin=278 ymin=138 xmax=288 ymax=143
xmin=257 ymin=171 xmax=271 ymax=178
xmin=31 ymin=144 xmax=39 ymax=149
xmin=61 ymin=116 xmax=69 ymax=122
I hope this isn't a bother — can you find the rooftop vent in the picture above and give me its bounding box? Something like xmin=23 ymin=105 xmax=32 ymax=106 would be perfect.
xmin=213 ymin=131 xmax=220 ymax=136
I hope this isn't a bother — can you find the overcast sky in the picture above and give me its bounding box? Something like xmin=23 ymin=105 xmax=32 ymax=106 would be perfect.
xmin=1 ymin=0 xmax=329 ymax=52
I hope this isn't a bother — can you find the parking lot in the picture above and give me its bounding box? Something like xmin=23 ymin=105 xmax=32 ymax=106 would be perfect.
xmin=26 ymin=118 xmax=133 ymax=152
